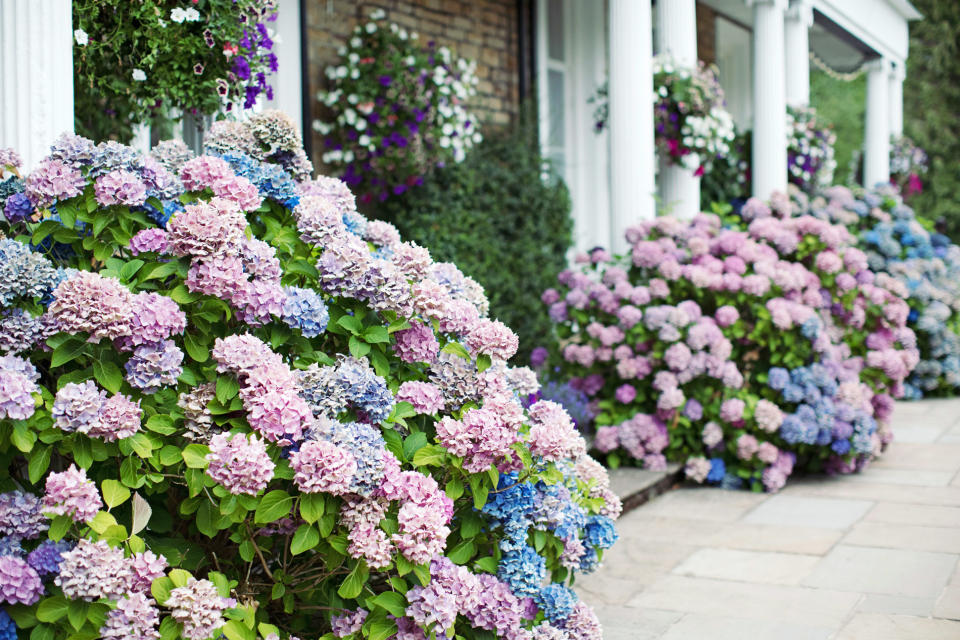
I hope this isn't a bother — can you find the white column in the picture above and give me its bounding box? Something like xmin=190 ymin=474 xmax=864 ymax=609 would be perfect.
xmin=608 ymin=0 xmax=655 ymax=252
xmin=784 ymin=0 xmax=813 ymax=107
xmin=864 ymin=58 xmax=891 ymax=188
xmin=266 ymin=0 xmax=303 ymax=129
xmin=0 ymin=0 xmax=74 ymax=172
xmin=748 ymin=0 xmax=788 ymax=199
xmin=655 ymin=0 xmax=700 ymax=219
xmin=888 ymin=63 xmax=905 ymax=138
xmin=656 ymin=0 xmax=697 ymax=65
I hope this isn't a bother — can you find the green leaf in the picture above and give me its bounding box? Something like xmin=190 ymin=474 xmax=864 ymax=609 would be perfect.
xmin=222 ymin=620 xmax=256 ymax=640
xmin=46 ymin=515 xmax=71 ymax=541
xmin=441 ymin=341 xmax=471 ymax=360
xmin=168 ymin=569 xmax=191 ymax=588
xmin=140 ymin=261 xmax=178 ymax=281
xmin=88 ymin=510 xmax=118 ymax=534
xmin=349 ymin=335 xmax=371 ymax=358
xmin=28 ymin=445 xmax=52 ymax=483
xmin=30 ymin=623 xmax=55 ymax=640
xmin=412 ymin=562 xmax=430 ymax=586
xmin=159 ymin=615 xmax=179 ymax=640
xmin=181 ymin=444 xmax=210 ymax=469
xmin=146 ymin=414 xmax=177 ymax=436
xmin=362 ymin=325 xmax=390 ymax=344
xmin=476 ymin=353 xmax=492 ymax=372
xmin=10 ymin=424 xmax=36 ymax=453
xmin=67 ymin=599 xmax=87 ymax=631
xmin=445 ymin=477 xmax=464 ymax=500
xmin=50 ymin=336 xmax=87 ymax=368
xmin=300 ymin=493 xmax=325 ymax=523
xmin=468 ymin=474 xmax=489 ymax=509
xmin=119 ymin=259 xmax=145 ymax=281
xmin=402 ymin=431 xmax=428 ymax=460
xmin=215 ymin=374 xmax=240 ymax=403
xmin=35 ymin=596 xmax=69 ymax=622
xmin=127 ymin=432 xmax=156 ymax=458
xmin=447 ymin=539 xmax=476 ymax=565
xmin=474 ymin=556 xmax=498 ymax=573
xmin=254 ymin=490 xmax=293 ymax=524
xmin=412 ymin=444 xmax=446 ymax=467
xmin=290 ymin=524 xmax=320 ymax=555
xmin=93 ymin=359 xmax=123 ymax=393
xmin=369 ymin=591 xmax=406 ymax=617
xmin=101 ymin=479 xmax=131 ymax=509
xmin=366 ymin=619 xmax=398 ymax=640
xmin=337 ymin=315 xmax=363 ymax=335
xmin=183 ymin=333 xmax=209 ymax=362
xmin=337 ymin=560 xmax=369 ymax=599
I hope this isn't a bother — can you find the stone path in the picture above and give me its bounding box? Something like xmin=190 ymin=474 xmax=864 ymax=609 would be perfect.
xmin=577 ymin=398 xmax=960 ymax=639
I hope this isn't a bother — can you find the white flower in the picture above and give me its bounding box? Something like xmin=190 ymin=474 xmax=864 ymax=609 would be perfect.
xmin=365 ymin=22 xmax=377 ymax=33
xmin=350 ymin=37 xmax=362 ymax=48
xmin=183 ymin=8 xmax=200 ymax=21
xmin=170 ymin=8 xmax=187 ymax=23
xmin=74 ymin=29 xmax=88 ymax=46
xmin=370 ymin=8 xmax=386 ymax=20
xmin=336 ymin=66 xmax=348 ymax=78
xmin=132 ymin=69 xmax=147 ymax=82
xmin=337 ymin=46 xmax=347 ymax=56
xmin=350 ymin=68 xmax=360 ymax=79
xmin=439 ymin=136 xmax=451 ymax=149
xmin=354 ymin=119 xmax=367 ymax=131
xmin=359 ymin=135 xmax=371 ymax=147
xmin=399 ymin=29 xmax=408 ymax=40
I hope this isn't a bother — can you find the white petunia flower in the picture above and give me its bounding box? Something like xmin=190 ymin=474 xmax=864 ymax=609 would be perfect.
xmin=170 ymin=8 xmax=187 ymax=23
xmin=132 ymin=69 xmax=147 ymax=82
xmin=74 ymin=29 xmax=88 ymax=46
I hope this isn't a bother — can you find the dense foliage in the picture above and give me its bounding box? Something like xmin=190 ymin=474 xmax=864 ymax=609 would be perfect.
xmin=374 ymin=130 xmax=573 ymax=366
xmin=903 ymin=0 xmax=960 ymax=238
xmin=73 ymin=0 xmax=278 ymax=142
xmin=889 ymin=135 xmax=929 ymax=199
xmin=537 ymin=199 xmax=917 ymax=491
xmin=314 ymin=11 xmax=482 ymax=205
xmin=0 ymin=116 xmax=616 ymax=640
xmin=808 ymin=70 xmax=866 ymax=186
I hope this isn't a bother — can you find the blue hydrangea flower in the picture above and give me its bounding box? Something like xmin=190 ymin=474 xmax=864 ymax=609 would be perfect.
xmin=3 ymin=192 xmax=32 ymax=223
xmin=830 ymin=439 xmax=851 ymax=455
xmin=536 ymin=583 xmax=578 ymax=623
xmin=0 ymin=536 xmax=24 ymax=557
xmin=498 ymin=544 xmax=546 ymax=598
xmin=767 ymin=367 xmax=789 ymax=391
xmin=0 ymin=239 xmax=59 ymax=306
xmin=584 ymin=516 xmax=618 ymax=550
xmin=282 ymin=287 xmax=329 ymax=338
xmin=706 ymin=458 xmax=726 ymax=484
xmin=0 ymin=609 xmax=17 ymax=640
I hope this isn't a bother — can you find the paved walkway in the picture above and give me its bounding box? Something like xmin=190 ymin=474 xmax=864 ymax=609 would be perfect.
xmin=577 ymin=399 xmax=960 ymax=639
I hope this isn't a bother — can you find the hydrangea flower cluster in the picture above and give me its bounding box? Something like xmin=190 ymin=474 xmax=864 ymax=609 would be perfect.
xmin=540 ymin=207 xmax=916 ymax=490
xmin=789 ymin=184 xmax=960 ymax=398
xmin=0 ymin=125 xmax=616 ymax=640
xmin=314 ymin=11 xmax=482 ymax=203
xmin=889 ymin=135 xmax=928 ymax=198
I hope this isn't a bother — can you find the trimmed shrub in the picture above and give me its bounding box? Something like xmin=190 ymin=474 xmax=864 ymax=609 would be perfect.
xmin=374 ymin=128 xmax=573 ymax=365
xmin=0 ymin=117 xmax=615 ymax=640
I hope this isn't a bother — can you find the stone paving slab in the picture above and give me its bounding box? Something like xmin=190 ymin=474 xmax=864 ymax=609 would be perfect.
xmin=579 ymin=398 xmax=960 ymax=638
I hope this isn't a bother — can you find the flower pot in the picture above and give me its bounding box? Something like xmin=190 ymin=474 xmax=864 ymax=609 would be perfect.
xmin=658 ymin=151 xmax=701 ymax=219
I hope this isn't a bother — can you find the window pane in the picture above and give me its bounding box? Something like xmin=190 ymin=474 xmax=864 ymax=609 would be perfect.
xmin=547 ymin=0 xmax=564 ymax=61
xmin=548 ymin=69 xmax=565 ymax=148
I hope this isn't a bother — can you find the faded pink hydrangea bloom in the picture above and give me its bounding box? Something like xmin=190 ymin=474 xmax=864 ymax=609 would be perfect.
xmin=206 ymin=432 xmax=275 ymax=496
xmin=43 ymin=464 xmax=103 ymax=523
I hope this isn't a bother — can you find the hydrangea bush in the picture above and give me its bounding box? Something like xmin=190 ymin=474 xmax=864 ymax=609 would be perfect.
xmin=0 ymin=118 xmax=617 ymax=639
xmin=538 ymin=207 xmax=917 ymax=491
xmin=889 ymin=135 xmax=929 ymax=198
xmin=786 ymin=106 xmax=837 ymax=193
xmin=782 ymin=184 xmax=960 ymax=398
xmin=314 ymin=10 xmax=482 ymax=204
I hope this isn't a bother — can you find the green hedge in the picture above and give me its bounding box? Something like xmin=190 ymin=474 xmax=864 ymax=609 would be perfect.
xmin=374 ymin=128 xmax=572 ymax=364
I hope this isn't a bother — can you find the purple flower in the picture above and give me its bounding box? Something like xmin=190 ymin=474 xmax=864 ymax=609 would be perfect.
xmin=0 ymin=555 xmax=43 ymax=605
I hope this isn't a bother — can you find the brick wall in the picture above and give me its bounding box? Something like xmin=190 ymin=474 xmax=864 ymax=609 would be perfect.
xmin=696 ymin=2 xmax=717 ymax=66
xmin=304 ymin=0 xmax=520 ymax=168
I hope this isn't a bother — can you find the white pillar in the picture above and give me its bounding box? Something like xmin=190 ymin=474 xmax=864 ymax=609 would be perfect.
xmin=608 ymin=0 xmax=655 ymax=252
xmin=888 ymin=63 xmax=904 ymax=138
xmin=0 ymin=0 xmax=74 ymax=172
xmin=784 ymin=0 xmax=813 ymax=107
xmin=748 ymin=0 xmax=788 ymax=199
xmin=656 ymin=0 xmax=697 ymax=65
xmin=266 ymin=0 xmax=303 ymax=129
xmin=864 ymin=58 xmax=891 ymax=188
xmin=655 ymin=0 xmax=700 ymax=219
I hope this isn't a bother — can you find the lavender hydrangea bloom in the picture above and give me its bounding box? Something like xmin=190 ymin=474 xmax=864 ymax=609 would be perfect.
xmin=51 ymin=381 xmax=106 ymax=434
xmin=0 ymin=555 xmax=43 ymax=605
xmin=99 ymin=592 xmax=161 ymax=640
xmin=0 ymin=537 xmax=23 ymax=557
xmin=0 ymin=239 xmax=59 ymax=305
xmin=55 ymin=539 xmax=130 ymax=601
xmin=0 ymin=308 xmax=54 ymax=354
xmin=0 ymin=356 xmax=39 ymax=420
xmin=0 ymin=491 xmax=48 ymax=539
xmin=124 ymin=340 xmax=184 ymax=393
xmin=42 ymin=464 xmax=103 ymax=523
xmin=166 ymin=578 xmax=236 ymax=640
xmin=3 ymin=192 xmax=32 ymax=222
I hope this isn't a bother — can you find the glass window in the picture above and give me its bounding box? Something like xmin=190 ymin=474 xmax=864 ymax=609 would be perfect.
xmin=547 ymin=0 xmax=564 ymax=61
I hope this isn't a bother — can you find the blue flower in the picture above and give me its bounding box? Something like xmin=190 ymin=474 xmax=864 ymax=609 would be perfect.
xmin=830 ymin=439 xmax=851 ymax=455
xmin=584 ymin=516 xmax=618 ymax=550
xmin=3 ymin=192 xmax=32 ymax=223
xmin=767 ymin=367 xmax=790 ymax=391
xmin=0 ymin=536 xmax=23 ymax=558
xmin=498 ymin=544 xmax=546 ymax=597
xmin=282 ymin=287 xmax=329 ymax=338
xmin=536 ymin=583 xmax=578 ymax=623
xmin=706 ymin=458 xmax=726 ymax=484
xmin=27 ymin=539 xmax=72 ymax=577
xmin=0 ymin=609 xmax=17 ymax=640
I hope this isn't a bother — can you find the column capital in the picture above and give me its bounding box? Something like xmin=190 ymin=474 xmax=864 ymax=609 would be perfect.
xmin=864 ymin=57 xmax=892 ymax=74
xmin=786 ymin=0 xmax=813 ymax=26
xmin=889 ymin=61 xmax=906 ymax=81
xmin=746 ymin=0 xmax=788 ymax=11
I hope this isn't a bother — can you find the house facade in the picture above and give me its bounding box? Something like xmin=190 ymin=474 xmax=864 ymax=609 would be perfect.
xmin=1 ymin=0 xmax=921 ymax=254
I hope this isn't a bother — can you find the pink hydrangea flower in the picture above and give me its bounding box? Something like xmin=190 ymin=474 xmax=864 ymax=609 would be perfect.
xmin=43 ymin=464 xmax=103 ymax=523
xmin=465 ymin=319 xmax=519 ymax=361
xmin=129 ymin=228 xmax=169 ymax=255
xmin=290 ymin=439 xmax=357 ymax=495
xmin=94 ymin=169 xmax=147 ymax=206
xmin=206 ymin=432 xmax=275 ymax=495
xmin=166 ymin=578 xmax=237 ymax=640
xmin=396 ymin=381 xmax=444 ymax=415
